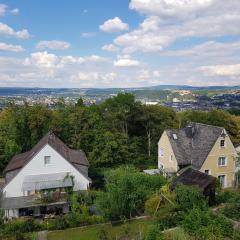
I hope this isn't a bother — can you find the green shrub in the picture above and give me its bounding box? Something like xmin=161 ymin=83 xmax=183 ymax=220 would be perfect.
xmin=175 ymin=184 xmax=207 ymax=211
xmin=1 ymin=219 xmax=42 ymax=239
xmin=216 ymin=190 xmax=239 ymax=204
xmin=95 ymin=166 xmax=166 ymax=220
xmin=223 ymin=194 xmax=240 ymax=220
xmin=182 ymin=208 xmax=233 ymax=240
xmin=164 ymin=228 xmax=191 ymax=240
xmin=144 ymin=224 xmax=163 ymax=240
xmin=144 ymin=193 xmax=160 ymax=216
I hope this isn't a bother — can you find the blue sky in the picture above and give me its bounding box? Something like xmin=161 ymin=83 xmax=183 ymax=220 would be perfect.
xmin=0 ymin=0 xmax=240 ymax=87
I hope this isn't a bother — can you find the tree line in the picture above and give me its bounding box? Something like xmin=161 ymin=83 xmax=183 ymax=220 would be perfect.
xmin=0 ymin=93 xmax=239 ymax=174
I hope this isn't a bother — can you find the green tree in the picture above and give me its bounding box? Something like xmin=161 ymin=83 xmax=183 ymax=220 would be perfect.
xmin=95 ymin=166 xmax=166 ymax=220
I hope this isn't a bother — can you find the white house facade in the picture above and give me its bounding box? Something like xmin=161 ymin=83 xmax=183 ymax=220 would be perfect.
xmin=0 ymin=132 xmax=91 ymax=218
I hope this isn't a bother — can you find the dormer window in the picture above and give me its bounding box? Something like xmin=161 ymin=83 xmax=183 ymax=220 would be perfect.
xmin=44 ymin=156 xmax=51 ymax=165
xmin=220 ymin=139 xmax=225 ymax=147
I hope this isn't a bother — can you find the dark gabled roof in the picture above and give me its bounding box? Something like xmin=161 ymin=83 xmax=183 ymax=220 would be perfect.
xmin=170 ymin=168 xmax=216 ymax=191
xmin=166 ymin=122 xmax=224 ymax=169
xmin=4 ymin=131 xmax=89 ymax=174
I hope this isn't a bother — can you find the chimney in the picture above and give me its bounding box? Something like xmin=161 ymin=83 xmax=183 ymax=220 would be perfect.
xmin=185 ymin=123 xmax=195 ymax=138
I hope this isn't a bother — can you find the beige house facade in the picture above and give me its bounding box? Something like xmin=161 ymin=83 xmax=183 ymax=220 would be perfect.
xmin=158 ymin=122 xmax=238 ymax=188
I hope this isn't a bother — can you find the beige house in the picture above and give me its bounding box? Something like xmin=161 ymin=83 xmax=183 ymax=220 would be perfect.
xmin=158 ymin=122 xmax=238 ymax=188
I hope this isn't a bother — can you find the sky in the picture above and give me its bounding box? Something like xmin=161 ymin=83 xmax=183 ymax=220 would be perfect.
xmin=0 ymin=0 xmax=240 ymax=88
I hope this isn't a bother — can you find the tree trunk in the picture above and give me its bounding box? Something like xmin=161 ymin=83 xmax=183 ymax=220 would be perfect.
xmin=147 ymin=130 xmax=151 ymax=158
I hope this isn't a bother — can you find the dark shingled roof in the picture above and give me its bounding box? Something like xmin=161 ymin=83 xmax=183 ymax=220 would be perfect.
xmin=170 ymin=168 xmax=216 ymax=191
xmin=166 ymin=122 xmax=224 ymax=169
xmin=4 ymin=131 xmax=90 ymax=174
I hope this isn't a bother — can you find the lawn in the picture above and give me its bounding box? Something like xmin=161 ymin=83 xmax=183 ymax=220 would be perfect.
xmin=48 ymin=218 xmax=153 ymax=240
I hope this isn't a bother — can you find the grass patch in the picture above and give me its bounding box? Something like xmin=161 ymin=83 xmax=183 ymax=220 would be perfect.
xmin=48 ymin=218 xmax=153 ymax=240
xmin=163 ymin=227 xmax=192 ymax=240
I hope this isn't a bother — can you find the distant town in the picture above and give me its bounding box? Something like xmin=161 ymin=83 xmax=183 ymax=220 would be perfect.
xmin=0 ymin=86 xmax=239 ymax=112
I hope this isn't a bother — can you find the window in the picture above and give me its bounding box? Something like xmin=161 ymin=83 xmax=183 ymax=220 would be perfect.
xmin=44 ymin=156 xmax=51 ymax=165
xmin=218 ymin=156 xmax=226 ymax=166
xmin=169 ymin=154 xmax=173 ymax=161
xmin=173 ymin=134 xmax=177 ymax=140
xmin=204 ymin=169 xmax=210 ymax=175
xmin=159 ymin=148 xmax=164 ymax=157
xmin=218 ymin=175 xmax=226 ymax=188
xmin=220 ymin=139 xmax=225 ymax=147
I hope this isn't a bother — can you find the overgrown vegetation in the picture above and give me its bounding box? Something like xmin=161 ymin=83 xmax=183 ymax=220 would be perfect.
xmin=1 ymin=94 xmax=240 ymax=239
xmin=95 ymin=166 xmax=166 ymax=220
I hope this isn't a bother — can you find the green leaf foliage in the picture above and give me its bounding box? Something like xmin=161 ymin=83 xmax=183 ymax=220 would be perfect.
xmin=95 ymin=166 xmax=166 ymax=220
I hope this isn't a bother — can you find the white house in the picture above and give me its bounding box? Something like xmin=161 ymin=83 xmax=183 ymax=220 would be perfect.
xmin=0 ymin=131 xmax=91 ymax=218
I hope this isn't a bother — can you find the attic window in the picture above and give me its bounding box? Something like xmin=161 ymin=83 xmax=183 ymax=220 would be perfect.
xmin=44 ymin=156 xmax=51 ymax=165
xmin=220 ymin=139 xmax=225 ymax=147
xmin=173 ymin=134 xmax=177 ymax=140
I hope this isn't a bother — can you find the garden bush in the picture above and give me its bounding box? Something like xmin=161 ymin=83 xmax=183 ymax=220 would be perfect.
xmin=175 ymin=184 xmax=207 ymax=211
xmin=182 ymin=208 xmax=233 ymax=240
xmin=223 ymin=194 xmax=240 ymax=220
xmin=95 ymin=166 xmax=166 ymax=220
xmin=144 ymin=224 xmax=163 ymax=240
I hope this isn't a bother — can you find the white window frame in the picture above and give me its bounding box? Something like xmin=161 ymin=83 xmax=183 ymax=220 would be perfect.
xmin=218 ymin=174 xmax=226 ymax=188
xmin=169 ymin=154 xmax=173 ymax=162
xmin=44 ymin=156 xmax=51 ymax=166
xmin=218 ymin=156 xmax=227 ymax=167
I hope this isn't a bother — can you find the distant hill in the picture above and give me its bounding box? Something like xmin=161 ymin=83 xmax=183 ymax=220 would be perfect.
xmin=0 ymin=85 xmax=239 ymax=96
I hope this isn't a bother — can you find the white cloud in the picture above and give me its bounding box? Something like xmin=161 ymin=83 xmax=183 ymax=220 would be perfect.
xmin=85 ymin=55 xmax=108 ymax=62
xmin=114 ymin=56 xmax=141 ymax=67
xmin=0 ymin=42 xmax=25 ymax=52
xmin=0 ymin=22 xmax=30 ymax=39
xmin=129 ymin=0 xmax=214 ymax=18
xmin=113 ymin=0 xmax=240 ymax=53
xmin=102 ymin=44 xmax=119 ymax=52
xmin=162 ymin=41 xmax=240 ymax=58
xmin=11 ymin=8 xmax=19 ymax=15
xmin=81 ymin=32 xmax=96 ymax=38
xmin=0 ymin=4 xmax=7 ymax=16
xmin=24 ymin=51 xmax=59 ymax=68
xmin=200 ymin=64 xmax=240 ymax=76
xmin=36 ymin=40 xmax=70 ymax=50
xmin=99 ymin=17 xmax=129 ymax=33
xmin=114 ymin=16 xmax=171 ymax=53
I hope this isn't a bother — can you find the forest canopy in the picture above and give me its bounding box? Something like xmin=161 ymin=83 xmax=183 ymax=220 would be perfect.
xmin=0 ymin=93 xmax=239 ymax=174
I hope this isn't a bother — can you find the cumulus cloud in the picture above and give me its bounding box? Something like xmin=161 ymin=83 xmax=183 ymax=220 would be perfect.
xmin=200 ymin=64 xmax=240 ymax=76
xmin=0 ymin=4 xmax=7 ymax=16
xmin=129 ymin=0 xmax=214 ymax=19
xmin=100 ymin=17 xmax=129 ymax=32
xmin=113 ymin=0 xmax=240 ymax=53
xmin=11 ymin=8 xmax=19 ymax=15
xmin=102 ymin=44 xmax=119 ymax=52
xmin=36 ymin=40 xmax=70 ymax=50
xmin=114 ymin=56 xmax=141 ymax=67
xmin=162 ymin=41 xmax=240 ymax=58
xmin=0 ymin=22 xmax=30 ymax=39
xmin=0 ymin=42 xmax=25 ymax=52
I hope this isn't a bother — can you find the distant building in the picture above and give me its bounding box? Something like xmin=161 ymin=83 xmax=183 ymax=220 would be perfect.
xmin=158 ymin=122 xmax=237 ymax=188
xmin=0 ymin=132 xmax=91 ymax=218
xmin=145 ymin=101 xmax=159 ymax=105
